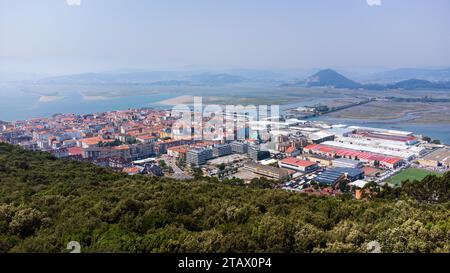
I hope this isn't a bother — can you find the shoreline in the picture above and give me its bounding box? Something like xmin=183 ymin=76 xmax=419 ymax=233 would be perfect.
xmin=157 ymin=95 xmax=194 ymax=105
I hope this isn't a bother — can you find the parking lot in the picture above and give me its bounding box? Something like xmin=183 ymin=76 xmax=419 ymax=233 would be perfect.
xmin=207 ymin=154 xmax=248 ymax=166
xmin=229 ymin=169 xmax=262 ymax=182
xmin=281 ymin=169 xmax=325 ymax=190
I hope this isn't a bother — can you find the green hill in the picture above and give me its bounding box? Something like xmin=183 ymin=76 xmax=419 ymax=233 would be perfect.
xmin=0 ymin=143 xmax=449 ymax=253
xmin=304 ymin=69 xmax=362 ymax=89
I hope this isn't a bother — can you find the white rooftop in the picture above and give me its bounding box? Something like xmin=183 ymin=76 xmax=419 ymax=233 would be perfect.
xmin=132 ymin=158 xmax=157 ymax=164
xmin=348 ymin=126 xmax=413 ymax=136
xmin=349 ymin=180 xmax=368 ymax=189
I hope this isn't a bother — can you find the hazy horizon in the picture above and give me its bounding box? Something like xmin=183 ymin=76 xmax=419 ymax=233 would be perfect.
xmin=1 ymin=0 xmax=450 ymax=76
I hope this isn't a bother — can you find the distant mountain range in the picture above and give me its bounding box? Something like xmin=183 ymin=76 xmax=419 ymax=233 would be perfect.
xmin=369 ymin=67 xmax=450 ymax=83
xmin=281 ymin=69 xmax=450 ymax=90
xmin=36 ymin=71 xmax=251 ymax=86
xmin=7 ymin=67 xmax=449 ymax=90
xmin=187 ymin=73 xmax=248 ymax=85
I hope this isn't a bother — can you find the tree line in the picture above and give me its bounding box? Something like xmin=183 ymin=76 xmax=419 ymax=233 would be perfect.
xmin=0 ymin=143 xmax=448 ymax=253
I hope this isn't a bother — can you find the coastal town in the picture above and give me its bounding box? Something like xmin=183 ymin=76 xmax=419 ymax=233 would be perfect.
xmin=1 ymin=106 xmax=449 ymax=199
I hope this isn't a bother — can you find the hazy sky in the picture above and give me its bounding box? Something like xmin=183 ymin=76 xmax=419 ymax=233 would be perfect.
xmin=1 ymin=0 xmax=450 ymax=74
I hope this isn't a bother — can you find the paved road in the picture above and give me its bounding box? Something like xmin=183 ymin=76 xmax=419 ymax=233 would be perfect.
xmin=160 ymin=155 xmax=193 ymax=180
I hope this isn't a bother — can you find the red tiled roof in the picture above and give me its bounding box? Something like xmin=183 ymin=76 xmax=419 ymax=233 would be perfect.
xmin=79 ymin=136 xmax=114 ymax=146
xmin=286 ymin=147 xmax=297 ymax=153
xmin=167 ymin=145 xmax=190 ymax=153
xmin=281 ymin=157 xmax=317 ymax=167
xmin=68 ymin=147 xmax=84 ymax=156
xmin=123 ymin=167 xmax=140 ymax=174
xmin=112 ymin=145 xmax=130 ymax=150
xmin=304 ymin=144 xmax=402 ymax=165
xmin=137 ymin=135 xmax=157 ymax=140
xmin=363 ymin=166 xmax=381 ymax=176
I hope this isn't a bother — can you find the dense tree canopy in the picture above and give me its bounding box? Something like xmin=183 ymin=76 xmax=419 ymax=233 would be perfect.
xmin=0 ymin=143 xmax=449 ymax=253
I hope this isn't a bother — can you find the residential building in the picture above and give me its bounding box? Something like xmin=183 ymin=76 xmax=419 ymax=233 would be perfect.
xmin=231 ymin=141 xmax=248 ymax=154
xmin=248 ymin=147 xmax=270 ymax=161
xmin=187 ymin=148 xmax=213 ymax=166
xmin=212 ymin=144 xmax=232 ymax=157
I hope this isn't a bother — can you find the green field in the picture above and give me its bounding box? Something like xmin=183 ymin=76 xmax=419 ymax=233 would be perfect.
xmin=388 ymin=168 xmax=442 ymax=186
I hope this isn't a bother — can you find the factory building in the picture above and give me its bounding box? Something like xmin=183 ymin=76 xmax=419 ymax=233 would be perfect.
xmin=314 ymin=169 xmax=345 ymax=186
xmin=347 ymin=126 xmax=418 ymax=145
xmin=304 ymin=144 xmax=403 ymax=169
xmin=244 ymin=162 xmax=290 ymax=180
xmin=315 ymin=167 xmax=364 ymax=185
xmin=309 ymin=131 xmax=335 ymax=144
xmin=332 ymin=158 xmax=363 ymax=169
xmin=279 ymin=158 xmax=319 ymax=173
xmin=327 ymin=137 xmax=425 ymax=157
xmin=418 ymin=148 xmax=450 ymax=168
xmin=322 ymin=140 xmax=416 ymax=160
xmin=301 ymin=154 xmax=333 ymax=167
xmin=347 ymin=126 xmax=413 ymax=136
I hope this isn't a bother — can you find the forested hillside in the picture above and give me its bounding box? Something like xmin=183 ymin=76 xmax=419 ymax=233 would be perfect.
xmin=0 ymin=143 xmax=449 ymax=253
